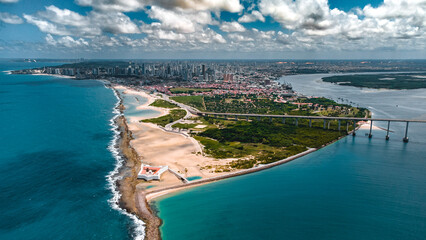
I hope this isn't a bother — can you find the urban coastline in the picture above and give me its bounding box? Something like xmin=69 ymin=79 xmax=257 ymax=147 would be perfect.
xmin=15 ymin=60 xmax=411 ymax=240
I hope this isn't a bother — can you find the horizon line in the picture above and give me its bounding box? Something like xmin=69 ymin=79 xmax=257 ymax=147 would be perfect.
xmin=2 ymin=58 xmax=426 ymax=61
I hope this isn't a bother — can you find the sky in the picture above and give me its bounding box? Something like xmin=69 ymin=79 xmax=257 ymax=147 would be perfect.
xmin=0 ymin=0 xmax=425 ymax=59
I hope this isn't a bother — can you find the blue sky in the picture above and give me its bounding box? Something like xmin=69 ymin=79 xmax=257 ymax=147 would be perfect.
xmin=0 ymin=0 xmax=425 ymax=59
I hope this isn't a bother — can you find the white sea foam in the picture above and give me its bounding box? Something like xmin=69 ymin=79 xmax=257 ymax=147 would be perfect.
xmin=105 ymin=86 xmax=146 ymax=240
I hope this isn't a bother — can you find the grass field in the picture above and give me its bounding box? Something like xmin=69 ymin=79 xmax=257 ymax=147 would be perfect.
xmin=194 ymin=118 xmax=347 ymax=170
xmin=149 ymin=99 xmax=178 ymax=108
xmin=170 ymin=96 xmax=206 ymax=111
xmin=141 ymin=109 xmax=186 ymax=127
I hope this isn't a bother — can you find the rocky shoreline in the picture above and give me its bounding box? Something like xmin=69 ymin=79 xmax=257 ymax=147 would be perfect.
xmin=108 ymin=85 xmax=163 ymax=240
xmin=116 ymin=113 xmax=162 ymax=240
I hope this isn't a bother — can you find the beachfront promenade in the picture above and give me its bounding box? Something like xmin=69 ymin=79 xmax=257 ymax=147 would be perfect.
xmin=194 ymin=111 xmax=426 ymax=143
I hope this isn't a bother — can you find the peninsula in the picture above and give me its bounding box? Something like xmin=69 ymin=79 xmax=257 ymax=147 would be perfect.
xmin=322 ymin=72 xmax=426 ymax=89
xmin=13 ymin=60 xmax=374 ymax=240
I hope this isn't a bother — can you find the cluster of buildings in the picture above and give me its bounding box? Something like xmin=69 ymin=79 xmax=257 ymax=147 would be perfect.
xmin=13 ymin=60 xmax=424 ymax=108
xmin=39 ymin=61 xmax=230 ymax=81
xmin=141 ymin=70 xmax=294 ymax=98
xmin=13 ymin=60 xmax=426 ymax=82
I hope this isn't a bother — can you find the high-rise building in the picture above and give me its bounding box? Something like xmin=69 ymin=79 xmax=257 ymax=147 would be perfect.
xmin=202 ymin=64 xmax=206 ymax=80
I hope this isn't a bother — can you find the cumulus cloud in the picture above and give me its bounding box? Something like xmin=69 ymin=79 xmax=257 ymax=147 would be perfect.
xmin=146 ymin=6 xmax=213 ymax=33
xmin=39 ymin=5 xmax=88 ymax=27
xmin=258 ymin=0 xmax=425 ymax=43
xmin=0 ymin=12 xmax=23 ymax=24
xmin=141 ymin=21 xmax=226 ymax=45
xmin=45 ymin=34 xmax=89 ymax=48
xmin=76 ymin=0 xmax=243 ymax=12
xmin=24 ymin=14 xmax=72 ymax=35
xmin=90 ymin=11 xmax=140 ymax=34
xmin=0 ymin=0 xmax=19 ymax=3
xmin=228 ymin=33 xmax=253 ymax=41
xmin=238 ymin=10 xmax=265 ymax=23
xmin=24 ymin=5 xmax=140 ymax=36
xmin=220 ymin=21 xmax=246 ymax=32
xmin=363 ymin=0 xmax=426 ymax=19
xmin=259 ymin=0 xmax=333 ymax=30
xmin=6 ymin=0 xmax=426 ymax=56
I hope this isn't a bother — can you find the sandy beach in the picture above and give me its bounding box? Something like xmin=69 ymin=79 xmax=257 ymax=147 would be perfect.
xmin=113 ymin=85 xmax=241 ymax=240
xmin=32 ymin=73 xmax=75 ymax=79
xmin=358 ymin=120 xmax=382 ymax=130
xmin=115 ymin=85 xmax=380 ymax=200
xmin=112 ymin=85 xmax=379 ymax=240
xmin=113 ymin=85 xmax=169 ymax=123
xmin=113 ymin=86 xmax=235 ymax=192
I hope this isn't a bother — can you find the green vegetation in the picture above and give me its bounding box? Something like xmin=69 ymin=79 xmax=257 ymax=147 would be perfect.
xmin=322 ymin=73 xmax=426 ymax=89
xmin=173 ymin=123 xmax=199 ymax=129
xmin=166 ymin=94 xmax=367 ymax=171
xmin=195 ymin=119 xmax=348 ymax=170
xmin=170 ymin=88 xmax=214 ymax=94
xmin=170 ymin=96 xmax=206 ymax=111
xmin=141 ymin=109 xmax=186 ymax=127
xmin=300 ymin=97 xmax=344 ymax=107
xmin=203 ymin=94 xmax=297 ymax=114
xmin=171 ymin=94 xmax=368 ymax=118
xmin=172 ymin=117 xmax=217 ymax=130
xmin=172 ymin=94 xmax=297 ymax=114
xmin=200 ymin=121 xmax=343 ymax=149
xmin=149 ymin=99 xmax=178 ymax=108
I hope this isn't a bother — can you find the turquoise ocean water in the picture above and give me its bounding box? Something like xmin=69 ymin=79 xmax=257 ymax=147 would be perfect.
xmin=155 ymin=74 xmax=426 ymax=239
xmin=2 ymin=61 xmax=426 ymax=240
xmin=0 ymin=61 xmax=141 ymax=239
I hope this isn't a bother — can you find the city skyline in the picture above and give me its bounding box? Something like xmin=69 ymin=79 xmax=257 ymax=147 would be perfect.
xmin=0 ymin=0 xmax=425 ymax=59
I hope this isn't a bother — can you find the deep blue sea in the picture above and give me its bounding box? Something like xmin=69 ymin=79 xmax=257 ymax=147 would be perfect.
xmin=0 ymin=61 xmax=140 ymax=239
xmin=155 ymin=74 xmax=426 ymax=239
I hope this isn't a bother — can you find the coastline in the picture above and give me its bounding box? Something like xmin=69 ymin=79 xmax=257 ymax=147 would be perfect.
xmin=32 ymin=73 xmax=75 ymax=79
xmin=106 ymin=85 xmax=162 ymax=240
xmin=108 ymin=84 xmax=376 ymax=240
xmin=116 ymin=114 xmax=162 ymax=240
xmin=144 ymin=121 xmax=370 ymax=202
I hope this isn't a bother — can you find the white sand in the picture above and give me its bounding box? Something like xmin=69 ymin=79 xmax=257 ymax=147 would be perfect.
xmin=358 ymin=120 xmax=381 ymax=130
xmin=114 ymin=85 xmax=169 ymax=123
xmin=115 ymin=85 xmax=234 ymax=192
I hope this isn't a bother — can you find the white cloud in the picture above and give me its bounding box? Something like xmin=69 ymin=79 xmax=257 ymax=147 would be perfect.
xmin=146 ymin=6 xmax=213 ymax=33
xmin=45 ymin=34 xmax=89 ymax=48
xmin=0 ymin=12 xmax=23 ymax=24
xmin=259 ymin=0 xmax=332 ymax=30
xmin=24 ymin=14 xmax=72 ymax=35
xmin=90 ymin=11 xmax=140 ymax=34
xmin=39 ymin=5 xmax=88 ymax=27
xmin=220 ymin=21 xmax=246 ymax=32
xmin=24 ymin=6 xmax=140 ymax=36
xmin=9 ymin=0 xmax=426 ymax=56
xmin=76 ymin=0 xmax=243 ymax=12
xmin=228 ymin=33 xmax=253 ymax=41
xmin=153 ymin=0 xmax=243 ymax=12
xmin=238 ymin=10 xmax=265 ymax=23
xmin=258 ymin=0 xmax=425 ymax=45
xmin=0 ymin=0 xmax=19 ymax=3
xmin=363 ymin=0 xmax=426 ymax=19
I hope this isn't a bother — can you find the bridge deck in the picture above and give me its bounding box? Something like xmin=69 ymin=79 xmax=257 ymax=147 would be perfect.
xmin=196 ymin=111 xmax=426 ymax=123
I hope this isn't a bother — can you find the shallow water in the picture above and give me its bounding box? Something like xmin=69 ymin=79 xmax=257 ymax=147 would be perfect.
xmin=116 ymin=88 xmax=161 ymax=120
xmin=155 ymin=73 xmax=426 ymax=240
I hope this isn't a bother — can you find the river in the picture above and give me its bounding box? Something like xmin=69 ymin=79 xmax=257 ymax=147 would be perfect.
xmin=154 ymin=72 xmax=426 ymax=240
